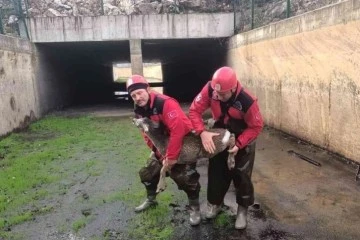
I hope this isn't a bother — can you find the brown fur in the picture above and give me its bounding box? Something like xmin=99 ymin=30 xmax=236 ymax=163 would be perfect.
xmin=133 ymin=117 xmax=236 ymax=192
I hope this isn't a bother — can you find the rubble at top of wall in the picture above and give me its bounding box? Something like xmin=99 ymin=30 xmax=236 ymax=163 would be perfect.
xmin=20 ymin=0 xmax=234 ymax=17
xmin=0 ymin=0 xmax=345 ymax=18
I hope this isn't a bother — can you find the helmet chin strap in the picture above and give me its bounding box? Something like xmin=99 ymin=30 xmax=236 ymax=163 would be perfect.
xmin=228 ymin=92 xmax=236 ymax=103
xmin=228 ymin=83 xmax=239 ymax=103
xmin=144 ymin=92 xmax=151 ymax=110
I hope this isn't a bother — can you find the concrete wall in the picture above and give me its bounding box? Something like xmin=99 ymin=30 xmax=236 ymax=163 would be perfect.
xmin=33 ymin=45 xmax=75 ymax=112
xmin=227 ymin=0 xmax=360 ymax=162
xmin=0 ymin=35 xmax=38 ymax=136
xmin=26 ymin=13 xmax=234 ymax=42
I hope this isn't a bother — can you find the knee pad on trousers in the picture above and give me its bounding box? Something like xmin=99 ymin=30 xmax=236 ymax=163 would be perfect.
xmin=170 ymin=166 xmax=200 ymax=193
xmin=139 ymin=159 xmax=162 ymax=183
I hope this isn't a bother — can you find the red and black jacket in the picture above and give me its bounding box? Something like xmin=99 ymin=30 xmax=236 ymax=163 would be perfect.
xmin=189 ymin=82 xmax=263 ymax=149
xmin=135 ymin=91 xmax=193 ymax=161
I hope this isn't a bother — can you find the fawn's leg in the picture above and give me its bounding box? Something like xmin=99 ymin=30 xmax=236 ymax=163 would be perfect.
xmin=156 ymin=165 xmax=168 ymax=193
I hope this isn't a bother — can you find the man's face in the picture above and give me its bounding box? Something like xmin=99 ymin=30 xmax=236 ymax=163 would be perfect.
xmin=130 ymin=88 xmax=150 ymax=107
xmin=215 ymin=89 xmax=233 ymax=102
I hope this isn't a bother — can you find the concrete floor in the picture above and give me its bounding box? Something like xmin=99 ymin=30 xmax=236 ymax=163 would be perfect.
xmin=210 ymin=126 xmax=360 ymax=240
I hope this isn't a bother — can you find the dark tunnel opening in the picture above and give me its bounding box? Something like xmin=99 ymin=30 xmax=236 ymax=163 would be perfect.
xmin=34 ymin=38 xmax=228 ymax=111
xmin=35 ymin=41 xmax=130 ymax=107
xmin=143 ymin=38 xmax=228 ymax=102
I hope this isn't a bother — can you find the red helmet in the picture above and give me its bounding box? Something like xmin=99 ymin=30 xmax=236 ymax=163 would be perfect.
xmin=211 ymin=67 xmax=238 ymax=93
xmin=126 ymin=75 xmax=149 ymax=94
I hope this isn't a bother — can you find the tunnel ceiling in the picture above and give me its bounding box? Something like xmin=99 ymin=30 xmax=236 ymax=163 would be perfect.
xmin=38 ymin=38 xmax=228 ymax=65
xmin=37 ymin=41 xmax=131 ymax=66
xmin=142 ymin=38 xmax=228 ymax=63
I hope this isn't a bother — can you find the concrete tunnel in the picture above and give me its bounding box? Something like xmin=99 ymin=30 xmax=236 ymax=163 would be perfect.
xmin=35 ymin=38 xmax=228 ymax=106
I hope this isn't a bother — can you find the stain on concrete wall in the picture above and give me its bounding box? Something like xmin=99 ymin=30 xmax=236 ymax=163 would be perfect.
xmin=227 ymin=15 xmax=360 ymax=162
xmin=9 ymin=96 xmax=16 ymax=111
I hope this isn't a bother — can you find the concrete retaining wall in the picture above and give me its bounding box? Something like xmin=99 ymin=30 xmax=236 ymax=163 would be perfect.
xmin=0 ymin=35 xmax=38 ymax=136
xmin=227 ymin=0 xmax=360 ymax=162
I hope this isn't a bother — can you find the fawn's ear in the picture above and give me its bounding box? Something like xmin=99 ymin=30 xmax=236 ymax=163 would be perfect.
xmin=132 ymin=118 xmax=144 ymax=127
xmin=132 ymin=118 xmax=137 ymax=125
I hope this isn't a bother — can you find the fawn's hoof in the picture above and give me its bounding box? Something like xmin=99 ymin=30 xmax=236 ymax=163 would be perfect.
xmin=227 ymin=156 xmax=235 ymax=170
xmin=156 ymin=181 xmax=167 ymax=193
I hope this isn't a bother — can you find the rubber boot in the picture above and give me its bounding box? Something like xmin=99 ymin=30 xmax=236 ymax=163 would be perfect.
xmin=235 ymin=205 xmax=247 ymax=229
xmin=188 ymin=198 xmax=201 ymax=226
xmin=205 ymin=202 xmax=222 ymax=219
xmin=134 ymin=195 xmax=157 ymax=213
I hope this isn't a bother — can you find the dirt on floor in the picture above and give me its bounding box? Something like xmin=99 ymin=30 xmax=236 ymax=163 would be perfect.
xmin=2 ymin=104 xmax=360 ymax=240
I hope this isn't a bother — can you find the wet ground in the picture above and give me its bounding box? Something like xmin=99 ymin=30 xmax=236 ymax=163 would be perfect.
xmin=7 ymin=104 xmax=360 ymax=240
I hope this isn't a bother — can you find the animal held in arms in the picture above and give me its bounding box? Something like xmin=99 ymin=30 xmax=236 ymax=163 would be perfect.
xmin=133 ymin=117 xmax=236 ymax=193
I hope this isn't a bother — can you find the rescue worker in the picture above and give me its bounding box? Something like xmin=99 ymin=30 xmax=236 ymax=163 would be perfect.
xmin=188 ymin=66 xmax=263 ymax=229
xmin=127 ymin=75 xmax=201 ymax=226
